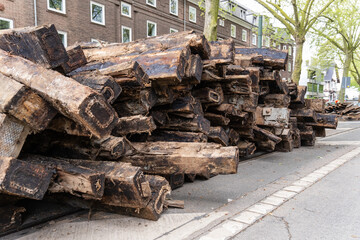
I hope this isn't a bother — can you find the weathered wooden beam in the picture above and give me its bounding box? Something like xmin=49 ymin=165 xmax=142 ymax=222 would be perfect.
xmin=263 ymin=94 xmax=291 ymax=107
xmin=183 ymin=54 xmax=203 ymax=84
xmin=60 ymin=45 xmax=87 ymax=74
xmin=0 ymin=24 xmax=68 ymax=68
xmin=237 ymin=141 xmax=256 ymax=157
xmin=122 ymin=142 xmax=239 ymax=178
xmin=204 ymin=112 xmax=230 ymax=126
xmin=112 ymin=115 xmax=157 ymax=136
xmin=305 ymin=113 xmax=338 ymax=129
xmin=0 ymin=114 xmax=30 ymax=158
xmin=207 ymin=126 xmax=229 ymax=146
xmin=22 ymin=155 xmax=105 ymax=200
xmin=71 ymin=73 xmax=122 ymax=104
xmin=47 ymin=115 xmax=91 ymax=137
xmin=83 ymin=30 xmax=210 ymax=61
xmin=305 ymin=99 xmax=325 ymax=113
xmin=235 ymin=47 xmax=288 ymax=70
xmin=203 ymin=39 xmax=235 ymax=65
xmin=0 ymin=49 xmax=118 ymax=139
xmin=253 ymin=126 xmax=282 ymax=143
xmin=192 ymin=87 xmax=223 ymax=104
xmin=160 ymin=115 xmax=211 ymax=134
xmin=0 ymin=157 xmax=53 ymax=200
xmin=147 ymin=130 xmax=208 ymax=143
xmin=291 ymin=108 xmax=317 ymax=122
xmin=0 ymin=74 xmax=56 ymax=131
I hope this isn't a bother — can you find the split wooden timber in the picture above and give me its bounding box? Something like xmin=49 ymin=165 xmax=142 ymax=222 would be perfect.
xmin=0 ymin=49 xmax=118 ymax=139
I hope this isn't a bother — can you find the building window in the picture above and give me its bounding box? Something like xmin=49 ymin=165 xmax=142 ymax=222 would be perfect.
xmin=170 ymin=0 xmax=178 ymax=16
xmin=283 ymin=45 xmax=287 ymax=50
xmin=240 ymin=9 xmax=246 ymax=19
xmin=278 ymin=44 xmax=281 ymax=50
xmin=121 ymin=26 xmax=132 ymax=43
xmin=189 ymin=6 xmax=196 ymax=23
xmin=146 ymin=0 xmax=156 ymax=7
xmin=289 ymin=46 xmax=292 ymax=55
xmin=0 ymin=17 xmax=13 ymax=30
xmin=252 ymin=33 xmax=257 ymax=46
xmin=91 ymin=1 xmax=105 ymax=25
xmin=58 ymin=31 xmax=67 ymax=48
xmin=231 ymin=24 xmax=236 ymax=38
xmin=170 ymin=28 xmax=178 ymax=33
xmin=47 ymin=0 xmax=66 ymax=14
xmin=121 ymin=2 xmax=131 ymax=18
xmin=263 ymin=36 xmax=270 ymax=47
xmin=288 ymin=62 xmax=292 ymax=72
xmin=91 ymin=38 xmax=100 ymax=43
xmin=218 ymin=37 xmax=224 ymax=40
xmin=273 ymin=41 xmax=277 ymax=48
xmin=242 ymin=29 xmax=247 ymax=42
xmin=219 ymin=19 xmax=224 ymax=27
xmin=147 ymin=21 xmax=157 ymax=37
xmin=253 ymin=16 xmax=257 ymax=25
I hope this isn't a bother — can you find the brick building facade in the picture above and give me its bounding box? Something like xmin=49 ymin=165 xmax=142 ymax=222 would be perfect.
xmin=0 ymin=0 xmax=293 ymax=80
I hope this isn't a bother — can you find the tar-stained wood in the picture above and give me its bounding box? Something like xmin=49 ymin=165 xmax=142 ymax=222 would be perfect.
xmin=0 ymin=205 xmax=26 ymax=234
xmin=0 ymin=24 xmax=68 ymax=68
xmin=83 ymin=30 xmax=210 ymax=62
xmin=71 ymin=73 xmax=122 ymax=104
xmin=0 ymin=114 xmax=30 ymax=158
xmin=163 ymin=172 xmax=185 ymax=190
xmin=0 ymin=49 xmax=118 ymax=139
xmin=290 ymin=108 xmax=317 ymax=122
xmin=225 ymin=66 xmax=260 ymax=93
xmin=237 ymin=141 xmax=256 ymax=157
xmin=47 ymin=115 xmax=91 ymax=137
xmin=183 ymin=54 xmax=203 ymax=84
xmin=235 ymin=47 xmax=288 ymax=70
xmin=203 ymin=39 xmax=235 ymax=65
xmin=22 ymin=130 xmax=133 ymax=160
xmin=112 ymin=115 xmax=157 ymax=136
xmin=121 ymin=142 xmax=239 ymax=178
xmin=312 ymin=126 xmax=326 ymax=137
xmin=22 ymin=155 xmax=105 ymax=200
xmin=160 ymin=115 xmax=211 ymax=134
xmin=305 ymin=113 xmax=338 ymax=129
xmin=0 ymin=157 xmax=53 ymax=200
xmin=192 ymin=87 xmax=223 ymax=104
xmin=263 ymin=94 xmax=291 ymax=107
xmin=204 ymin=112 xmax=230 ymax=126
xmin=256 ymin=107 xmax=290 ymax=128
xmin=147 ymin=130 xmax=208 ymax=143
xmin=305 ymin=99 xmax=325 ymax=113
xmin=60 ymin=45 xmax=87 ymax=74
xmin=66 ymin=160 xmax=152 ymax=208
xmin=253 ymin=126 xmax=282 ymax=143
xmin=0 ymin=74 xmax=56 ymax=131
xmin=207 ymin=126 xmax=229 ymax=146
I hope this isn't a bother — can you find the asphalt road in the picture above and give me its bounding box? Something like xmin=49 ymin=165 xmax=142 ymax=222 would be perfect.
xmin=4 ymin=121 xmax=360 ymax=240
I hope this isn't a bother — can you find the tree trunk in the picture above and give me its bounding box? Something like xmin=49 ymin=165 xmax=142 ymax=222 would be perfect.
xmin=203 ymin=0 xmax=220 ymax=41
xmin=339 ymin=52 xmax=352 ymax=102
xmin=292 ymin=39 xmax=305 ymax=84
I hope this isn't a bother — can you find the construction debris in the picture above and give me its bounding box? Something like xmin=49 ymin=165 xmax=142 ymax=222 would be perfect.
xmin=326 ymin=102 xmax=360 ymax=120
xmin=0 ymin=24 xmax=338 ymax=234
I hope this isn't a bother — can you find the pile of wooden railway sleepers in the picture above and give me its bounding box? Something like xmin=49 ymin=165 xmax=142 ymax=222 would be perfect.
xmin=0 ymin=24 xmax=338 ymax=233
xmin=326 ymin=102 xmax=360 ymax=120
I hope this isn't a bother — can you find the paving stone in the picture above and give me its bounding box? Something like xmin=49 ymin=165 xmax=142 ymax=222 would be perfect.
xmin=283 ymin=185 xmax=305 ymax=193
xmin=247 ymin=203 xmax=276 ymax=215
xmin=261 ymin=196 xmax=287 ymax=206
xmin=231 ymin=211 xmax=262 ymax=225
xmin=198 ymin=221 xmax=248 ymax=240
xmin=273 ymin=190 xmax=297 ymax=199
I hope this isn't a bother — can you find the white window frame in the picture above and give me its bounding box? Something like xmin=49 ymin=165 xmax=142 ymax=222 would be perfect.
xmin=91 ymin=38 xmax=100 ymax=43
xmin=146 ymin=0 xmax=156 ymax=7
xmin=189 ymin=6 xmax=196 ymax=23
xmin=288 ymin=46 xmax=292 ymax=55
xmin=288 ymin=62 xmax=292 ymax=72
xmin=147 ymin=20 xmax=157 ymax=37
xmin=121 ymin=26 xmax=132 ymax=43
xmin=90 ymin=1 xmax=105 ymax=25
xmin=283 ymin=45 xmax=287 ymax=50
xmin=219 ymin=19 xmax=224 ymax=27
xmin=252 ymin=33 xmax=257 ymax=46
xmin=121 ymin=2 xmax=131 ymax=18
xmin=231 ymin=24 xmax=236 ymax=38
xmin=57 ymin=30 xmax=67 ymax=48
xmin=169 ymin=0 xmax=178 ymax=16
xmin=47 ymin=0 xmax=66 ymax=14
xmin=0 ymin=17 xmax=14 ymax=29
xmin=242 ymin=29 xmax=247 ymax=42
xmin=170 ymin=28 xmax=178 ymax=33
